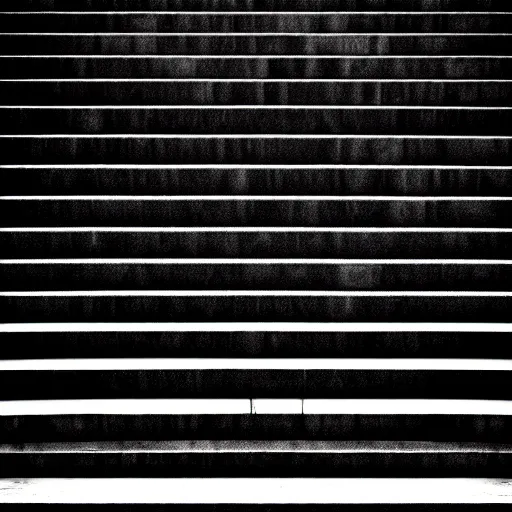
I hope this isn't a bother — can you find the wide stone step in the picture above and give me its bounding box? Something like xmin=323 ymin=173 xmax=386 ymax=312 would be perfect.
xmin=2 ymin=57 xmax=509 ymax=79
xmin=2 ymin=35 xmax=510 ymax=56
xmin=1 ymin=369 xmax=510 ymax=399
xmin=3 ymin=167 xmax=510 ymax=196
xmin=2 ymin=81 xmax=510 ymax=106
xmin=1 ymin=294 xmax=511 ymax=322
xmin=1 ymin=199 xmax=510 ymax=227
xmin=2 ymin=331 xmax=511 ymax=359
xmin=2 ymin=231 xmax=512 ymax=259
xmin=0 ymin=137 xmax=510 ymax=165
xmin=3 ymin=108 xmax=512 ymax=135
xmin=3 ymin=0 xmax=510 ymax=12
xmin=2 ymin=441 xmax=512 ymax=478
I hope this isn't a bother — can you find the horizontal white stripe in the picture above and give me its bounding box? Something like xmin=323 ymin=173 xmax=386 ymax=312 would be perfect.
xmin=3 ymin=54 xmax=510 ymax=58
xmin=251 ymin=399 xmax=302 ymax=414
xmin=1 ymin=478 xmax=512 ymax=504
xmin=3 ymin=440 xmax=509 ymax=454
xmin=1 ymin=291 xmax=511 ymax=296
xmin=304 ymin=400 xmax=512 ymax=415
xmin=2 ymin=196 xmax=509 ymax=200
xmin=0 ymin=399 xmax=249 ymax=416
xmin=1 ymin=322 xmax=511 ymax=333
xmin=0 ymin=224 xmax=497 ymax=232
xmin=2 ymin=358 xmax=511 ymax=371
xmin=3 ymin=134 xmax=509 ymax=139
xmin=5 ymin=32 xmax=511 ymax=36
xmin=2 ymin=164 xmax=509 ymax=169
xmin=2 ymin=258 xmax=510 ymax=264
xmin=2 ymin=78 xmax=509 ymax=82
xmin=4 ymin=105 xmax=511 ymax=109
xmin=6 ymin=11 xmax=511 ymax=15
xmin=2 ymin=478 xmax=512 ymax=505
xmin=1 ymin=399 xmax=512 ymax=417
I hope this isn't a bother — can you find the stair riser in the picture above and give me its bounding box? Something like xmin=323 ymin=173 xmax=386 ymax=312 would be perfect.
xmin=1 ymin=370 xmax=510 ymax=399
xmin=3 ymin=82 xmax=509 ymax=106
xmin=0 ymin=139 xmax=510 ymax=165
xmin=3 ymin=264 xmax=512 ymax=291
xmin=3 ymin=0 xmax=510 ymax=12
xmin=2 ymin=168 xmax=511 ymax=196
xmin=2 ymin=414 xmax=512 ymax=443
xmin=1 ymin=200 xmax=509 ymax=227
xmin=1 ymin=14 xmax=510 ymax=33
xmin=1 ymin=296 xmax=511 ymax=322
xmin=3 ymin=452 xmax=512 ymax=478
xmin=2 ymin=58 xmax=510 ymax=78
xmin=2 ymin=332 xmax=511 ymax=359
xmin=3 ymin=35 xmax=511 ymax=56
xmin=4 ymin=109 xmax=512 ymax=135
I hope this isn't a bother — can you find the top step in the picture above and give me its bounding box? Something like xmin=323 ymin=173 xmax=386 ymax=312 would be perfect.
xmin=2 ymin=0 xmax=511 ymax=12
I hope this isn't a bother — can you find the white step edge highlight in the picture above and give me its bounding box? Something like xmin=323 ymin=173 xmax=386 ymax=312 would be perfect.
xmin=2 ymin=399 xmax=512 ymax=417
xmin=1 ymin=358 xmax=511 ymax=371
xmin=1 ymin=478 xmax=512 ymax=504
xmin=3 ymin=195 xmax=510 ymax=200
xmin=2 ymin=258 xmax=511 ymax=264
xmin=1 ymin=227 xmax=511 ymax=232
xmin=1 ymin=322 xmax=511 ymax=332
xmin=2 ymin=290 xmax=512 ymax=296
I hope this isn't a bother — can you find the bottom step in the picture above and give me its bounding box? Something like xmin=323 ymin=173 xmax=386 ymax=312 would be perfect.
xmin=1 ymin=478 xmax=512 ymax=504
xmin=1 ymin=441 xmax=512 ymax=477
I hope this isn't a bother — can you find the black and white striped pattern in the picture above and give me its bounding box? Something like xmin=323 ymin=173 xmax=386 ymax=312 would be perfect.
xmin=1 ymin=0 xmax=512 ymax=506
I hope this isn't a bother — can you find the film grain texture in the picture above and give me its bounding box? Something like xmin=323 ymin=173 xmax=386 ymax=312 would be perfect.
xmin=1 ymin=0 xmax=512 ymax=506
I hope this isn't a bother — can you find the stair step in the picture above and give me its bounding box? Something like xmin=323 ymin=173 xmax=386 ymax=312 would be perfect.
xmin=1 ymin=13 xmax=510 ymax=33
xmin=2 ymin=331 xmax=512 ymax=359
xmin=2 ymin=231 xmax=512 ymax=259
xmin=1 ymin=199 xmax=510 ymax=227
xmin=2 ymin=413 xmax=512 ymax=443
xmin=3 ymin=108 xmax=512 ymax=135
xmin=2 ymin=56 xmax=509 ymax=79
xmin=2 ymin=80 xmax=510 ymax=106
xmin=0 ymin=369 xmax=510 ymax=399
xmin=0 ymin=137 xmax=510 ymax=165
xmin=2 ymin=262 xmax=512 ymax=291
xmin=3 ymin=0 xmax=510 ymax=13
xmin=1 ymin=294 xmax=511 ymax=322
xmin=3 ymin=35 xmax=511 ymax=56
xmin=2 ymin=441 xmax=512 ymax=478
xmin=2 ymin=167 xmax=512 ymax=196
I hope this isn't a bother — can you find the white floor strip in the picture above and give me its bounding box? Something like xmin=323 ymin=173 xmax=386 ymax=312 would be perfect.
xmin=2 ymin=440 xmax=510 ymax=454
xmin=2 ymin=258 xmax=510 ymax=264
xmin=1 ymin=478 xmax=512 ymax=504
xmin=2 ymin=399 xmax=512 ymax=417
xmin=2 ymin=358 xmax=510 ymax=371
xmin=2 ymin=478 xmax=512 ymax=504
xmin=0 ymin=322 xmax=511 ymax=332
